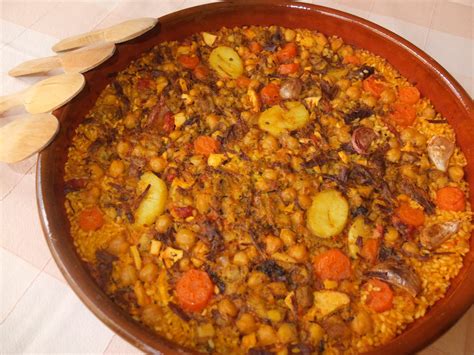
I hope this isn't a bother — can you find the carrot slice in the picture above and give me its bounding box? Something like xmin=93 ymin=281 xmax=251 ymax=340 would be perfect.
xmin=236 ymin=75 xmax=252 ymax=88
xmin=276 ymin=42 xmax=297 ymax=62
xmin=193 ymin=65 xmax=209 ymax=81
xmin=194 ymin=136 xmax=219 ymax=156
xmin=79 ymin=206 xmax=104 ymax=231
xmin=395 ymin=203 xmax=425 ymax=227
xmin=365 ymin=279 xmax=394 ymax=313
xmin=178 ymin=55 xmax=200 ymax=69
xmin=313 ymin=249 xmax=352 ymax=281
xmin=361 ymin=238 xmax=380 ymax=265
xmin=277 ymin=62 xmax=299 ymax=75
xmin=176 ymin=269 xmax=214 ymax=312
xmin=436 ymin=186 xmax=466 ymax=212
xmin=249 ymin=41 xmax=263 ymax=54
xmin=260 ymin=83 xmax=281 ymax=105
xmin=343 ymin=55 xmax=361 ymax=65
xmin=389 ymin=102 xmax=417 ymax=127
xmin=398 ymin=86 xmax=420 ymax=105
xmin=362 ymin=76 xmax=385 ymax=98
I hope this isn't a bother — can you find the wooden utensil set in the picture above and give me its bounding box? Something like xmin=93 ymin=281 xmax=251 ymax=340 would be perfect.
xmin=0 ymin=17 xmax=158 ymax=163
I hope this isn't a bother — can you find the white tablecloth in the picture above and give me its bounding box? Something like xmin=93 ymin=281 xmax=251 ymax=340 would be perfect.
xmin=1 ymin=0 xmax=472 ymax=353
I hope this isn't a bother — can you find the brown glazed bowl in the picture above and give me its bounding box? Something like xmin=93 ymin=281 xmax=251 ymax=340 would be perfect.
xmin=37 ymin=1 xmax=474 ymax=354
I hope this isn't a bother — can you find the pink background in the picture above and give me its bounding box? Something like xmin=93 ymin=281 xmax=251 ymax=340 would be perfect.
xmin=0 ymin=0 xmax=472 ymax=353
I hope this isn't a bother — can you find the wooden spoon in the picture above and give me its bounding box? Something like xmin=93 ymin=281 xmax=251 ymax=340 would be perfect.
xmin=9 ymin=42 xmax=116 ymax=77
xmin=52 ymin=17 xmax=158 ymax=53
xmin=0 ymin=73 xmax=85 ymax=115
xmin=0 ymin=113 xmax=59 ymax=163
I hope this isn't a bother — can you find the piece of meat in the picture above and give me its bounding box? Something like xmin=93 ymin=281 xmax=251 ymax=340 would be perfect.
xmin=344 ymin=107 xmax=373 ymax=124
xmin=320 ymin=80 xmax=338 ymax=100
xmin=398 ymin=182 xmax=435 ymax=215
xmin=348 ymin=65 xmax=375 ymax=80
xmin=256 ymin=259 xmax=287 ymax=282
xmin=366 ymin=261 xmax=422 ymax=297
xmin=351 ymin=127 xmax=377 ymax=155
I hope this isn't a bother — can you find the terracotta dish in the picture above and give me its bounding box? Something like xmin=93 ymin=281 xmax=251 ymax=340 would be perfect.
xmin=36 ymin=1 xmax=474 ymax=354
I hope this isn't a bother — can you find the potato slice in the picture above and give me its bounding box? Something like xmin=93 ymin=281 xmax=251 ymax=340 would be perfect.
xmin=347 ymin=216 xmax=372 ymax=258
xmin=258 ymin=101 xmax=310 ymax=137
xmin=135 ymin=171 xmax=168 ymax=226
xmin=209 ymin=46 xmax=243 ymax=79
xmin=202 ymin=32 xmax=217 ymax=46
xmin=313 ymin=291 xmax=350 ymax=319
xmin=307 ymin=189 xmax=349 ymax=238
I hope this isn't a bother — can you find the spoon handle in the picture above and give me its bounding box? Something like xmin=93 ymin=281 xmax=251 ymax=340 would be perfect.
xmin=0 ymin=93 xmax=25 ymax=115
xmin=8 ymin=56 xmax=62 ymax=77
xmin=52 ymin=30 xmax=105 ymax=53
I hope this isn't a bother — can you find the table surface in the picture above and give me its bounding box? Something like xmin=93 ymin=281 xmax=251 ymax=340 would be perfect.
xmin=0 ymin=0 xmax=472 ymax=354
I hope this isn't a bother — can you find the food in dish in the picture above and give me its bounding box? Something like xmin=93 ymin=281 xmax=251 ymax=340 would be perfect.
xmin=64 ymin=25 xmax=472 ymax=353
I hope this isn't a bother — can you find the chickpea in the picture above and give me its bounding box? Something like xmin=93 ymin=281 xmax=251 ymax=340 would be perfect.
xmin=330 ymin=37 xmax=343 ymax=51
xmin=380 ymin=89 xmax=397 ymax=104
xmin=402 ymin=241 xmax=419 ymax=255
xmin=141 ymin=304 xmax=162 ymax=326
xmin=287 ymin=244 xmax=309 ymax=263
xmin=385 ymin=226 xmax=399 ymax=243
xmin=448 ymin=166 xmax=464 ymax=182
xmin=132 ymin=145 xmax=146 ymax=157
xmin=280 ymin=229 xmax=296 ymax=246
xmin=108 ymin=234 xmax=129 ymax=255
xmin=308 ymin=323 xmax=324 ymax=344
xmin=155 ymin=214 xmax=172 ymax=233
xmin=261 ymin=134 xmax=279 ymax=152
xmin=388 ymin=137 xmax=400 ymax=149
xmin=400 ymin=127 xmax=417 ymax=144
xmin=284 ymin=29 xmax=296 ymax=42
xmin=413 ymin=132 xmax=427 ymax=147
xmin=233 ymin=251 xmax=250 ymax=266
xmin=257 ymin=324 xmax=277 ymax=346
xmin=400 ymin=164 xmax=417 ymax=179
xmin=265 ymin=235 xmax=283 ymax=254
xmin=346 ymin=86 xmax=361 ymax=100
xmin=85 ymin=186 xmax=101 ymax=204
xmin=361 ymin=95 xmax=377 ymax=108
xmin=336 ymin=79 xmax=351 ymax=91
xmin=314 ymin=33 xmax=328 ymax=47
xmin=297 ymin=193 xmax=312 ymax=210
xmin=422 ymin=106 xmax=435 ymax=120
xmin=109 ymin=160 xmax=125 ymax=178
xmin=281 ymin=187 xmax=297 ymax=203
xmin=247 ymin=271 xmax=268 ymax=287
xmin=263 ymin=168 xmax=278 ymax=180
xmin=120 ymin=264 xmax=137 ymax=286
xmin=277 ymin=323 xmax=297 ymax=344
xmin=351 ymin=310 xmax=373 ymax=335
xmin=175 ymin=229 xmax=196 ymax=251
xmin=179 ymin=257 xmax=191 ymax=271
xmin=149 ymin=156 xmax=167 ymax=173
xmin=116 ymin=141 xmax=131 ymax=158
xmin=338 ymin=44 xmax=353 ymax=58
xmin=218 ymin=298 xmax=238 ymax=318
xmin=206 ymin=114 xmax=220 ymax=130
xmin=89 ymin=163 xmax=104 ymax=179
xmin=236 ymin=313 xmax=258 ymax=335
xmin=124 ymin=112 xmax=138 ymax=129
xmin=281 ymin=135 xmax=299 ymax=150
xmin=246 ymin=246 xmax=259 ymax=261
xmin=139 ymin=263 xmax=159 ymax=283
xmin=385 ymin=147 xmax=401 ymax=163
xmin=291 ymin=211 xmax=304 ymax=226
